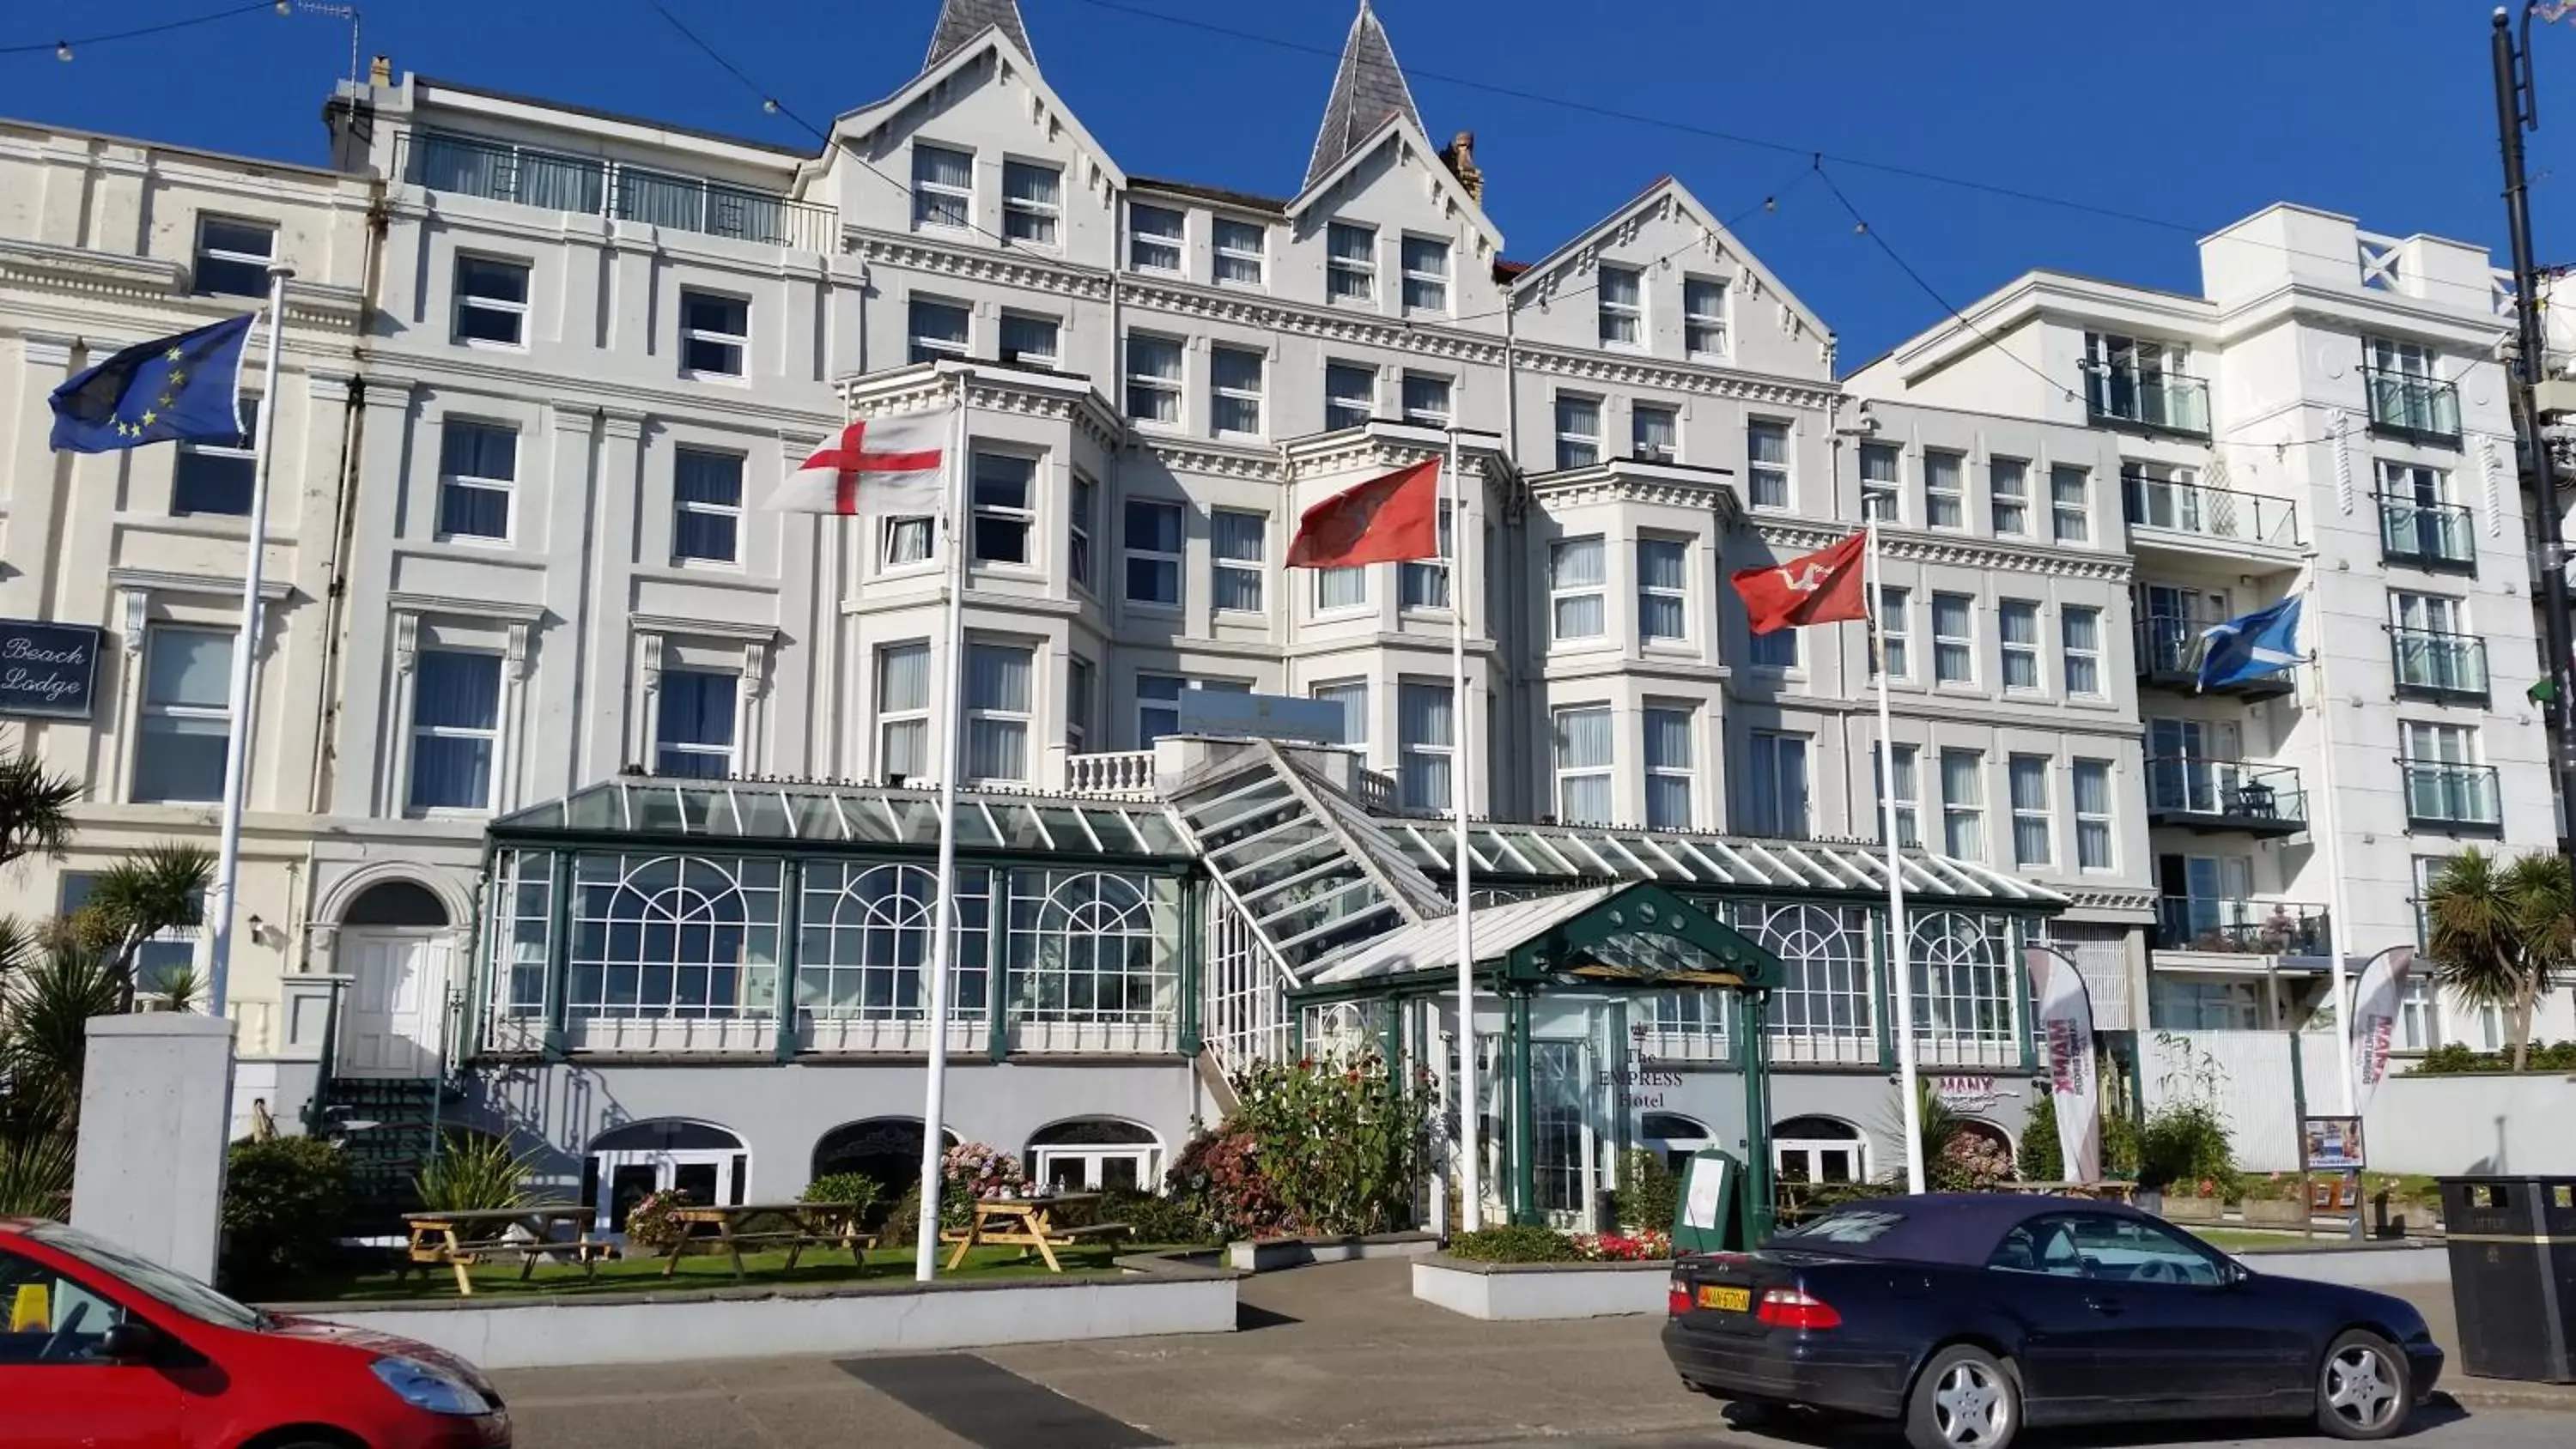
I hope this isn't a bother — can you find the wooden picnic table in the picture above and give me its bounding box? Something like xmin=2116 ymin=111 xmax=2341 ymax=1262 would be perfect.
xmin=656 ymin=1201 xmax=873 ymax=1282
xmin=404 ymin=1205 xmax=605 ymax=1296
xmin=941 ymin=1191 xmax=1129 ymax=1273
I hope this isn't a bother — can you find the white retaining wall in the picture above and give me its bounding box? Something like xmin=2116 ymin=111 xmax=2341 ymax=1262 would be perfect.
xmin=1411 ymin=1257 xmax=1671 ymax=1321
xmin=2361 ymin=1074 xmax=2576 ymax=1176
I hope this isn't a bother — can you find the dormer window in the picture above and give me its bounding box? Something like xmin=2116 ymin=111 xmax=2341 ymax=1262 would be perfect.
xmin=1400 ymin=236 xmax=1449 ymax=313
xmin=1327 ymin=222 xmax=1377 ymax=303
xmin=912 ymin=144 xmax=972 ymax=231
xmin=1598 ymin=265 xmax=1643 ymax=347
xmin=1002 ymin=161 xmax=1061 ymax=246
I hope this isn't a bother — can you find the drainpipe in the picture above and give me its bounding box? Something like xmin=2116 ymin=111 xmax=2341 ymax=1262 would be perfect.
xmin=307 ymin=181 xmax=392 ymax=822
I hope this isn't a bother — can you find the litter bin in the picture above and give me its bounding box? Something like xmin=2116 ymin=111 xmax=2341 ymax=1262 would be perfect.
xmin=2437 ymin=1176 xmax=2576 ymax=1383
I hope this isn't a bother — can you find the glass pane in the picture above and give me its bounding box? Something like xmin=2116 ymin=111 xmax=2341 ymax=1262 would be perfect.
xmin=145 ymin=628 xmax=234 ymax=708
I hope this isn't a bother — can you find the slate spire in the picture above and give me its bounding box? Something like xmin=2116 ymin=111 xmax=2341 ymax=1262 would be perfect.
xmin=924 ymin=0 xmax=1035 ymax=72
xmin=1303 ymin=1 xmax=1425 ymax=191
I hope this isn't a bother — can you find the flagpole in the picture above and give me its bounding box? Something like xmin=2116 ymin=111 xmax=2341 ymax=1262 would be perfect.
xmin=914 ymin=369 xmax=969 ymax=1282
xmin=205 ymin=266 xmax=293 ymax=1020
xmin=2305 ymin=568 xmax=2360 ymax=1116
xmin=1447 ymin=428 xmax=1480 ymax=1233
xmin=1864 ymin=517 xmax=1926 ymax=1195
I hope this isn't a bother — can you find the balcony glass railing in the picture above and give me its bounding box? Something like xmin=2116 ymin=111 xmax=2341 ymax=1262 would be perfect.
xmin=2363 ymin=366 xmax=2463 ymax=444
xmin=2086 ymin=367 xmax=2211 ymax=436
xmin=2377 ymin=495 xmax=2476 ymax=572
xmin=2154 ymin=897 xmax=2331 ymax=955
xmin=395 ymin=130 xmax=837 ymax=252
xmin=2390 ymin=629 xmax=2489 ymax=700
xmin=2121 ymin=475 xmax=2300 ymax=549
xmin=2403 ymin=761 xmax=2503 ymax=831
xmin=2144 ymin=757 xmax=2306 ymax=828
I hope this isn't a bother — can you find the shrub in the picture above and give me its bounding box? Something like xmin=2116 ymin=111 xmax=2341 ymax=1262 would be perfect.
xmin=1098 ymin=1187 xmax=1216 ymax=1246
xmin=413 ymin=1131 xmax=536 ymax=1213
xmin=2100 ymin=1106 xmax=2142 ymax=1179
xmin=1931 ymin=1131 xmax=2014 ymax=1192
xmin=800 ymin=1173 xmax=884 ymax=1219
xmin=2019 ymin=1091 xmax=2064 ymax=1183
xmin=878 ymin=1179 xmax=924 ymax=1250
xmin=1225 ymin=1054 xmax=1434 ymax=1236
xmin=2136 ymin=1101 xmax=2236 ymax=1195
xmin=1166 ymin=1126 xmax=1293 ymax=1240
xmin=1610 ymin=1149 xmax=1680 ymax=1234
xmin=623 ymin=1188 xmax=695 ymax=1251
xmin=1448 ymin=1223 xmax=1581 ymax=1264
xmin=939 ymin=1143 xmax=1025 ymax=1228
xmin=222 ymin=1135 xmax=353 ymax=1286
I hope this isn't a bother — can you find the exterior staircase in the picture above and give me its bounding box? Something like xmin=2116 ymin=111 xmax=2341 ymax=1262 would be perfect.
xmin=308 ymin=1075 xmax=449 ymax=1231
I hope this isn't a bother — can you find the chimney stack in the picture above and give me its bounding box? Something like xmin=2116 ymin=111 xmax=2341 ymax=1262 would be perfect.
xmin=368 ymin=53 xmax=392 ymax=88
xmin=1440 ymin=131 xmax=1484 ymax=204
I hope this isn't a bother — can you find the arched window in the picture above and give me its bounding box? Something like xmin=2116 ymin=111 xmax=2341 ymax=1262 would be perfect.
xmin=1773 ymin=1115 xmax=1868 ymax=1185
xmin=582 ymin=1118 xmax=747 ymax=1233
xmin=342 ymin=879 xmax=451 ymax=928
xmin=795 ymin=864 xmax=988 ymax=1020
xmin=1638 ymin=1112 xmax=1712 ymax=1174
xmin=1025 ymin=1119 xmax=1162 ymax=1193
xmin=1912 ymin=911 xmax=2014 ymax=1044
xmin=1735 ymin=903 xmax=1874 ymax=1062
xmin=1008 ymin=870 xmax=1174 ymax=1023
xmin=567 ymin=854 xmax=781 ymax=1021
xmin=811 ymin=1118 xmax=960 ymax=1193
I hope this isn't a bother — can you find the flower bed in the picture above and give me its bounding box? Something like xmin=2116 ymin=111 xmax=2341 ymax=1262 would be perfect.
xmin=1412 ymin=1252 xmax=1674 ymax=1321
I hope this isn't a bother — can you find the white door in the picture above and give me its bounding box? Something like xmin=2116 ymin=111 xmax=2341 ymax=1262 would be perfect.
xmin=340 ymin=932 xmax=449 ymax=1078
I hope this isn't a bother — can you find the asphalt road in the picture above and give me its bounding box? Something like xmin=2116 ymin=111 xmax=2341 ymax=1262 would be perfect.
xmin=488 ymin=1258 xmax=2574 ymax=1449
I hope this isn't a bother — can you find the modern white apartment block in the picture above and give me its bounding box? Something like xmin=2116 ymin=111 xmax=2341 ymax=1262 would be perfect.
xmin=0 ymin=0 xmax=2555 ymax=1222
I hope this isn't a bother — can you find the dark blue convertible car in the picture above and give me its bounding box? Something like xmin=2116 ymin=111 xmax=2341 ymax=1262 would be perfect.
xmin=1662 ymin=1194 xmax=2442 ymax=1449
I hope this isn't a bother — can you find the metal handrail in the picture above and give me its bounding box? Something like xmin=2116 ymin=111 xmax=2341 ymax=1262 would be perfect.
xmin=2154 ymin=897 xmax=2331 ymax=955
xmin=2142 ymin=756 xmax=2307 ymax=824
xmin=2400 ymin=761 xmax=2502 ymax=826
xmin=2375 ymin=494 xmax=2477 ymax=567
xmin=2389 ymin=628 xmax=2489 ymax=696
xmin=2084 ymin=365 xmax=2211 ymax=435
xmin=2360 ymin=365 xmax=2463 ymax=441
xmin=393 ymin=130 xmax=837 ymax=252
xmin=2121 ymin=473 xmax=2301 ymax=548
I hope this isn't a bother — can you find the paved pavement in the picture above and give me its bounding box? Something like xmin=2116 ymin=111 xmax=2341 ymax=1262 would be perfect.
xmin=489 ymin=1260 xmax=2575 ymax=1449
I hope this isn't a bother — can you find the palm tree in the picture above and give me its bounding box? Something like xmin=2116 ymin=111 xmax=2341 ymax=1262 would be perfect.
xmin=76 ymin=842 xmax=214 ymax=1011
xmin=0 ymin=744 xmax=80 ymax=871
xmin=2425 ymin=848 xmax=2572 ymax=1072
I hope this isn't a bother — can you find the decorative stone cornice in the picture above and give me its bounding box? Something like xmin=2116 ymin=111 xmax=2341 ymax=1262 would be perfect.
xmin=1513 ymin=343 xmax=1837 ymax=412
xmin=0 ymin=239 xmax=364 ymax=336
xmin=107 ymin=567 xmax=295 ymax=603
xmin=1123 ymin=280 xmax=1509 ymax=367
xmin=1285 ymin=427 xmax=1505 ymax=483
xmin=630 ymin=613 xmax=778 ymax=644
xmin=386 ymin=591 xmax=546 ymax=624
xmin=1146 ymin=440 xmax=1284 ymax=482
xmin=848 ymin=227 xmax=1110 ymax=302
xmin=1532 ymin=472 xmax=1742 ymax=515
xmin=1749 ymin=519 xmax=2134 ymax=582
xmin=2054 ymin=886 xmax=2160 ymax=917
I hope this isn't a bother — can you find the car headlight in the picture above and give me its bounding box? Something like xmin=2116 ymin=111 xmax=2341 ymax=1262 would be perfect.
xmin=370 ymin=1355 xmax=495 ymax=1416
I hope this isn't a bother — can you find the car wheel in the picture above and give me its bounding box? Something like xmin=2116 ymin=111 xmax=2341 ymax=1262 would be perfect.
xmin=2317 ymin=1329 xmax=2411 ymax=1440
xmin=1905 ymin=1344 xmax=2019 ymax=1449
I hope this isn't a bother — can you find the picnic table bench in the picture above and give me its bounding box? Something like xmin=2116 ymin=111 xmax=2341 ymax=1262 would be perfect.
xmin=941 ymin=1191 xmax=1130 ymax=1273
xmin=655 ymin=1201 xmax=873 ymax=1282
xmin=403 ymin=1205 xmax=607 ymax=1296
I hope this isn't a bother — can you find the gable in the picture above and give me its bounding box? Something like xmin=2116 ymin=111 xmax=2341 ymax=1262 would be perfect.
xmin=817 ymin=28 xmax=1126 ymax=213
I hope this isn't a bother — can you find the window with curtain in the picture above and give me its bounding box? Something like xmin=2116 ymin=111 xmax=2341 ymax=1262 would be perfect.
xmin=1941 ymin=748 xmax=1986 ymax=860
xmin=1747 ymin=420 xmax=1790 ymax=508
xmin=1001 ymin=160 xmax=1060 ymax=245
xmin=1932 ymin=592 xmax=1974 ymax=683
xmin=1554 ymin=395 xmax=1601 ymax=470
xmin=875 ymin=642 xmax=930 ymax=780
xmin=1999 ymin=599 xmax=2042 ymax=690
xmin=912 ymin=143 xmax=973 ymax=229
xmin=1327 ymin=222 xmax=1376 ymax=301
xmin=1643 ymin=706 xmax=1693 ymax=828
xmin=1874 ymin=742 xmax=1921 ymax=848
xmin=971 ymin=452 xmax=1036 ymax=565
xmin=999 ymin=312 xmax=1059 ymax=368
xmin=2051 ymin=465 xmax=2091 ymax=543
xmin=132 ymin=625 xmax=234 ymax=803
xmin=1068 ymin=475 xmax=1094 ymax=590
xmin=1633 ymin=404 xmax=1679 ymax=464
xmin=1400 ymin=372 xmax=1451 ymax=426
xmin=1212 ymin=510 xmax=1266 ymax=612
xmin=1749 ymin=619 xmax=1799 ymax=670
xmin=1637 ymin=537 xmax=1687 ymax=642
xmin=171 ymin=397 xmax=258 ymax=516
xmin=1990 ymin=457 xmax=2030 ymax=534
xmin=883 ymin=514 xmax=933 ymax=568
xmin=1598 ymin=264 xmax=1642 ymax=345
xmin=1128 ymin=203 xmax=1183 ymax=271
xmin=917 ymin=294 xmax=974 ymax=362
xmin=964 ymin=643 xmax=1033 ymax=783
xmin=1400 ymin=235 xmax=1449 ymax=312
xmin=1400 ymin=503 xmax=1453 ymax=609
xmin=2008 ymin=755 xmax=2052 ymax=866
xmin=438 ymin=418 xmax=516 ymax=540
xmin=1211 ymin=346 xmax=1264 ymax=435
xmin=1398 ymin=681 xmax=1453 ymax=809
xmin=678 ymin=291 xmax=748 ymax=378
xmin=655 ymin=669 xmax=738 ymax=778
xmin=2062 ymin=606 xmax=2103 ymax=696
xmin=672 ymin=447 xmax=742 ymax=564
xmin=1066 ymin=656 xmax=1094 ymax=752
xmin=1553 ymin=706 xmax=1613 ymax=825
xmin=1923 ymin=450 xmax=1965 ymax=529
xmin=1684 ymin=276 xmax=1726 ymax=357
xmin=1137 ymin=674 xmax=1185 ymax=748
xmin=1314 ymin=680 xmax=1368 ymax=747
xmin=1550 ymin=537 xmax=1606 ymax=641
xmin=1213 ymin=217 xmax=1266 ymax=286
xmin=1747 ymin=731 xmax=1809 ymax=839
xmin=192 ymin=216 xmax=275 ymax=297
xmin=1124 ymin=499 xmax=1182 ymax=606
xmin=1324 ymin=362 xmax=1374 ymax=430
xmin=1125 ymin=333 xmax=1183 ymax=424
xmin=1315 ymin=566 xmax=1367 ymax=610
xmin=1860 ymin=443 xmax=1900 ymax=521
xmin=410 ymin=648 xmax=502 ymax=811
xmin=454 ymin=254 xmax=531 ymax=347
xmin=2074 ymin=759 xmax=2114 ymax=869
xmin=1874 ymin=585 xmax=1910 ymax=679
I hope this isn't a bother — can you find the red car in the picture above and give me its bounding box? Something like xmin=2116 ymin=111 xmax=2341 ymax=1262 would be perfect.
xmin=0 ymin=1216 xmax=511 ymax=1448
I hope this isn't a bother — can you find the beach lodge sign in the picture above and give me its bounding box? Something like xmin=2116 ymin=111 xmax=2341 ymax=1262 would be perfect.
xmin=0 ymin=620 xmax=100 ymax=720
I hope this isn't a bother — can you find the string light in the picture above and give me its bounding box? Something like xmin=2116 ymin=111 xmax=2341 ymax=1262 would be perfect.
xmin=54 ymin=40 xmax=70 ymax=61
xmin=3 ymin=3 xmax=282 ymax=60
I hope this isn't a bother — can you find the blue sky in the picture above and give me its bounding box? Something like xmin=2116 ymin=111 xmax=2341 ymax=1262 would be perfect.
xmin=7 ymin=0 xmax=2572 ymax=365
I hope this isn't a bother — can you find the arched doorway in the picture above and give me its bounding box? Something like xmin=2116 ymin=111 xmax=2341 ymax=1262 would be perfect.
xmin=583 ymin=1119 xmax=748 ymax=1233
xmin=1772 ymin=1115 xmax=1868 ymax=1185
xmin=1025 ymin=1119 xmax=1161 ymax=1192
xmin=811 ymin=1118 xmax=958 ymax=1197
xmin=337 ymin=878 xmax=453 ymax=1078
xmin=1639 ymin=1112 xmax=1712 ymax=1174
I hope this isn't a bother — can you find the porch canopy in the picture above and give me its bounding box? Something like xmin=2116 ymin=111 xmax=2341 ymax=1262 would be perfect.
xmin=1300 ymin=882 xmax=1786 ymax=994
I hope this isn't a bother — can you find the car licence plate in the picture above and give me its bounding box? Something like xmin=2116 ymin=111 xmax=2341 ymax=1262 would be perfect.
xmin=1698 ymin=1284 xmax=1751 ymax=1312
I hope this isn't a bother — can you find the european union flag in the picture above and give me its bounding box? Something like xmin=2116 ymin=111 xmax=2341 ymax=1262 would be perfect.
xmin=47 ymin=313 xmax=256 ymax=454
xmin=2196 ymin=593 xmax=2306 ymax=691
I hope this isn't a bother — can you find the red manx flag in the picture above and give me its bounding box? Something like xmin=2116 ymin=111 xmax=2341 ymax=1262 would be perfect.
xmin=764 ymin=409 xmax=949 ymax=515
xmin=1730 ymin=530 xmax=1868 ymax=634
xmin=1286 ymin=458 xmax=1442 ymax=568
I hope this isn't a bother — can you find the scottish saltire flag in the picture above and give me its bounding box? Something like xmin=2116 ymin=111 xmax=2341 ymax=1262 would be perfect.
xmin=48 ymin=313 xmax=256 ymax=454
xmin=2196 ymin=593 xmax=2305 ymax=691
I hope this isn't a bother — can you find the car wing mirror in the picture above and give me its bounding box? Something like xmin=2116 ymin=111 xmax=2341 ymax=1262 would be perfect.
xmin=99 ymin=1321 xmax=161 ymax=1362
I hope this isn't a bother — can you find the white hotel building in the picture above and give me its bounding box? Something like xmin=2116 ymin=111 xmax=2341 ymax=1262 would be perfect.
xmin=0 ymin=0 xmax=2559 ymax=1223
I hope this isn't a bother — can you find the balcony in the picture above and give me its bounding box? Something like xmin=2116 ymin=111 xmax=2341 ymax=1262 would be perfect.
xmin=2378 ymin=494 xmax=2477 ymax=574
xmin=2144 ymin=757 xmax=2307 ymax=836
xmin=2086 ymin=366 xmax=2210 ymax=438
xmin=2135 ymin=615 xmax=2296 ymax=699
xmin=2390 ymin=629 xmax=2489 ymax=705
xmin=2362 ymin=366 xmax=2463 ymax=447
xmin=2154 ymin=897 xmax=2332 ymax=956
xmin=394 ymin=130 xmax=837 ymax=252
xmin=2120 ymin=474 xmax=2302 ymax=564
xmin=2402 ymin=761 xmax=2504 ymax=836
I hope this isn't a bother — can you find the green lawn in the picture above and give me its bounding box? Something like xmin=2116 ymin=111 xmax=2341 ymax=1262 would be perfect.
xmin=2192 ymin=1227 xmax=2347 ymax=1253
xmin=260 ymin=1240 xmax=1213 ymax=1305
